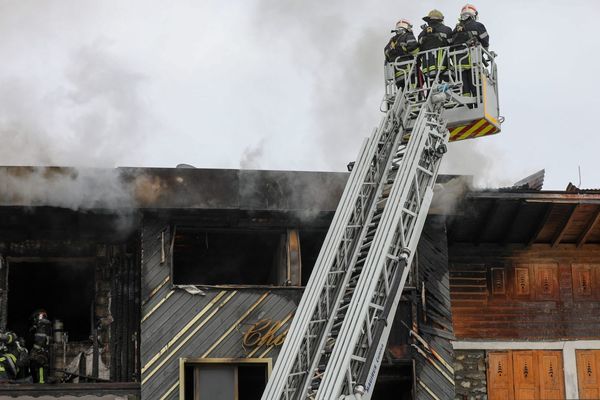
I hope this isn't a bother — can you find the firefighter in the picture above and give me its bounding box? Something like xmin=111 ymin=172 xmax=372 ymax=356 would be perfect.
xmin=29 ymin=310 xmax=51 ymax=383
xmin=0 ymin=331 xmax=18 ymax=382
xmin=418 ymin=10 xmax=453 ymax=81
xmin=452 ymin=4 xmax=490 ymax=98
xmin=384 ymin=19 xmax=419 ymax=89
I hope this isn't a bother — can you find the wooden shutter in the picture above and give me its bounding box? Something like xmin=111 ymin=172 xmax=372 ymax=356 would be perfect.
xmin=537 ymin=351 xmax=565 ymax=400
xmin=512 ymin=351 xmax=537 ymax=400
xmin=514 ymin=265 xmax=531 ymax=297
xmin=533 ymin=264 xmax=559 ymax=301
xmin=577 ymin=350 xmax=600 ymax=399
xmin=572 ymin=264 xmax=594 ymax=300
xmin=488 ymin=352 xmax=514 ymax=400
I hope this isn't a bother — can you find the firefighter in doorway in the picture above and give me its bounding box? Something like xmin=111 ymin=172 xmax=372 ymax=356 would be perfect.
xmin=418 ymin=10 xmax=453 ymax=81
xmin=384 ymin=19 xmax=419 ymax=89
xmin=29 ymin=310 xmax=51 ymax=383
xmin=0 ymin=331 xmax=18 ymax=382
xmin=452 ymin=4 xmax=490 ymax=98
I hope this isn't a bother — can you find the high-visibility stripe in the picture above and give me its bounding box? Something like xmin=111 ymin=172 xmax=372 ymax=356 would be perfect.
xmin=458 ymin=119 xmax=486 ymax=140
xmin=201 ymin=292 xmax=271 ymax=358
xmin=142 ymin=291 xmax=237 ymax=384
xmin=450 ymin=124 xmax=469 ymax=139
xmin=469 ymin=118 xmax=493 ymax=137
xmin=141 ymin=290 xmax=228 ymax=374
xmin=449 ymin=119 xmax=499 ymax=142
xmin=142 ymin=290 xmax=175 ymax=323
xmin=475 ymin=123 xmax=496 ymax=137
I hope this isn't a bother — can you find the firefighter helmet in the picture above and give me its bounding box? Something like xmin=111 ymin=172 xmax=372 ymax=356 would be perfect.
xmin=31 ymin=309 xmax=48 ymax=323
xmin=461 ymin=4 xmax=478 ymax=20
xmin=423 ymin=9 xmax=444 ymax=22
xmin=395 ymin=19 xmax=413 ymax=32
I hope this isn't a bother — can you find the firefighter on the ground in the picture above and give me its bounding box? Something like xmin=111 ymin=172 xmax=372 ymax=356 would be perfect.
xmin=384 ymin=19 xmax=419 ymax=89
xmin=29 ymin=310 xmax=51 ymax=384
xmin=452 ymin=4 xmax=490 ymax=97
xmin=0 ymin=331 xmax=18 ymax=382
xmin=418 ymin=10 xmax=453 ymax=80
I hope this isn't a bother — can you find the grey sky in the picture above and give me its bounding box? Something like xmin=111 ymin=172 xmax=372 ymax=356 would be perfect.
xmin=0 ymin=0 xmax=598 ymax=189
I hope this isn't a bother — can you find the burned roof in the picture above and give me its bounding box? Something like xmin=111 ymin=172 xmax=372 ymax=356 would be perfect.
xmin=0 ymin=166 xmax=348 ymax=213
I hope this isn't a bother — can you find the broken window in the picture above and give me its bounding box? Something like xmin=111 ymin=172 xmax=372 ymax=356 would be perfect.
xmin=7 ymin=260 xmax=95 ymax=341
xmin=182 ymin=359 xmax=269 ymax=400
xmin=173 ymin=227 xmax=325 ymax=287
xmin=173 ymin=229 xmax=284 ymax=286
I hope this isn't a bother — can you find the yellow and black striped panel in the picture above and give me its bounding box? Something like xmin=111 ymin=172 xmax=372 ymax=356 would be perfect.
xmin=449 ymin=117 xmax=499 ymax=142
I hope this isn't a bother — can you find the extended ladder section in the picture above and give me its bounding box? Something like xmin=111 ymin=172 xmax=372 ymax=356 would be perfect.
xmin=262 ymin=45 xmax=499 ymax=400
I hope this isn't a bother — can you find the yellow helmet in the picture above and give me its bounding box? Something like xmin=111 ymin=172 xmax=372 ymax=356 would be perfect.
xmin=423 ymin=9 xmax=444 ymax=22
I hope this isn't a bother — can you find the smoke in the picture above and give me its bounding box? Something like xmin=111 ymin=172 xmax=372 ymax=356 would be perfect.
xmin=0 ymin=167 xmax=135 ymax=210
xmin=250 ymin=1 xmax=509 ymax=187
xmin=0 ymin=41 xmax=158 ymax=212
xmin=240 ymin=138 xmax=267 ymax=169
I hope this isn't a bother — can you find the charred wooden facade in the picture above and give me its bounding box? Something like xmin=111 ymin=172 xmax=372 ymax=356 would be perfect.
xmin=1 ymin=166 xmax=598 ymax=399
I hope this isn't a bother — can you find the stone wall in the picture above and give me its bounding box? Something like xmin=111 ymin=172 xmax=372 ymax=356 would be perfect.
xmin=454 ymin=350 xmax=487 ymax=400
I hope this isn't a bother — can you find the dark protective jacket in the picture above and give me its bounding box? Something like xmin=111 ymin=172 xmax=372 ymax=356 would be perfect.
xmin=452 ymin=18 xmax=489 ymax=49
xmin=418 ymin=21 xmax=453 ymax=51
xmin=418 ymin=21 xmax=453 ymax=75
xmin=384 ymin=31 xmax=418 ymax=63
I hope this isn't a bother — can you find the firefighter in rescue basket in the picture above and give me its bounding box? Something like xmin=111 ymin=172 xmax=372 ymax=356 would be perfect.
xmin=384 ymin=19 xmax=419 ymax=89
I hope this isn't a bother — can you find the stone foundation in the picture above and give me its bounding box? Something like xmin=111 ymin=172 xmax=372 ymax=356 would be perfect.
xmin=454 ymin=350 xmax=487 ymax=400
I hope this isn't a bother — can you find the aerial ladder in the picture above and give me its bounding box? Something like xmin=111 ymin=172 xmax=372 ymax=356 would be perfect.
xmin=262 ymin=44 xmax=501 ymax=400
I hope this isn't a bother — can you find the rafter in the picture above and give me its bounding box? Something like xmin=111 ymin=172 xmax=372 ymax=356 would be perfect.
xmin=552 ymin=204 xmax=579 ymax=248
xmin=527 ymin=203 xmax=553 ymax=247
xmin=501 ymin=201 xmax=525 ymax=245
xmin=577 ymin=206 xmax=600 ymax=248
xmin=473 ymin=200 xmax=499 ymax=245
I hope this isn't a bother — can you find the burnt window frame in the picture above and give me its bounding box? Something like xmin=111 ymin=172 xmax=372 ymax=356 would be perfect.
xmin=169 ymin=225 xmax=302 ymax=289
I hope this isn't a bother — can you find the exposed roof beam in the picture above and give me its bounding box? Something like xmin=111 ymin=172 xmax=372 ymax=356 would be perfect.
xmin=577 ymin=206 xmax=600 ymax=248
xmin=527 ymin=203 xmax=554 ymax=248
xmin=467 ymin=192 xmax=600 ymax=202
xmin=552 ymin=204 xmax=579 ymax=248
xmin=473 ymin=200 xmax=499 ymax=245
xmin=502 ymin=201 xmax=525 ymax=245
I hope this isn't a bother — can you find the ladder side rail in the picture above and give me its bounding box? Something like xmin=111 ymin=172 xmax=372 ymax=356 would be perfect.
xmin=263 ymin=88 xmax=411 ymax=399
xmin=317 ymin=93 xmax=440 ymax=399
xmin=263 ymin=135 xmax=374 ymax=399
xmin=314 ymin=91 xmax=448 ymax=399
xmin=298 ymin=88 xmax=417 ymax=398
xmin=347 ymin=107 xmax=448 ymax=398
xmin=354 ymin=115 xmax=448 ymax=400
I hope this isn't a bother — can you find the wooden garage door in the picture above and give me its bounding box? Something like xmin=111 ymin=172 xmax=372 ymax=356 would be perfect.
xmin=488 ymin=351 xmax=565 ymax=400
xmin=577 ymin=350 xmax=600 ymax=399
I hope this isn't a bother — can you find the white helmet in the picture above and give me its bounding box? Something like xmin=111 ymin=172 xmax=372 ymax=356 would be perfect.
xmin=395 ymin=19 xmax=413 ymax=32
xmin=460 ymin=4 xmax=478 ymax=20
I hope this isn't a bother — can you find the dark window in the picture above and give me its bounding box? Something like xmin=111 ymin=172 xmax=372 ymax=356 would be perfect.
xmin=372 ymin=364 xmax=413 ymax=400
xmin=173 ymin=229 xmax=283 ymax=286
xmin=7 ymin=261 xmax=95 ymax=342
xmin=298 ymin=230 xmax=327 ymax=286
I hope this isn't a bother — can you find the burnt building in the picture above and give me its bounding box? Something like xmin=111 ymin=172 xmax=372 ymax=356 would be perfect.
xmin=0 ymin=166 xmax=599 ymax=399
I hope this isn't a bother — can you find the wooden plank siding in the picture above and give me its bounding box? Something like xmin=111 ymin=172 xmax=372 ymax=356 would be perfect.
xmin=140 ymin=216 xmax=302 ymax=400
xmin=414 ymin=217 xmax=456 ymax=400
xmin=449 ymin=246 xmax=600 ymax=340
